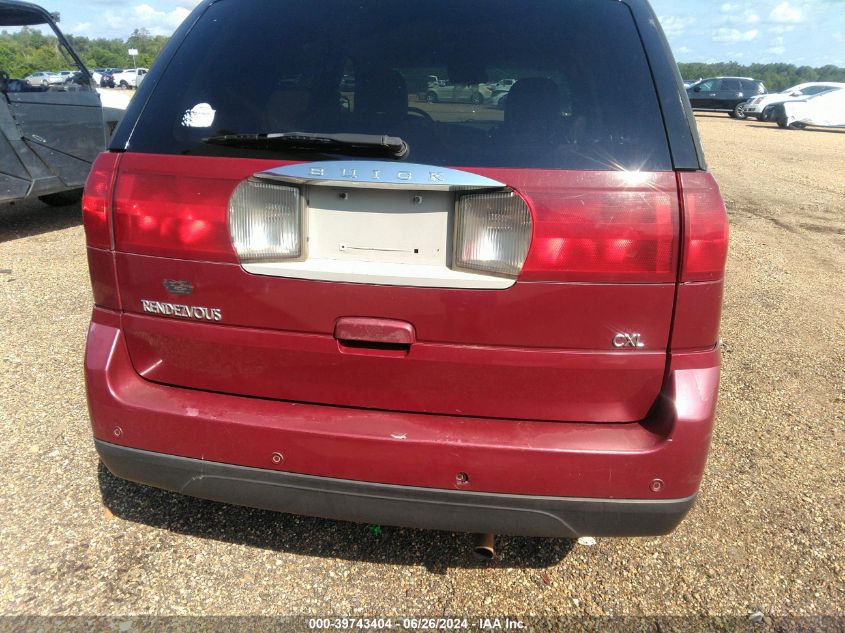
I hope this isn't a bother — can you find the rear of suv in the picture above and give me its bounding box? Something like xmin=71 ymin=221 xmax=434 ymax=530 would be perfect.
xmin=84 ymin=0 xmax=728 ymax=539
xmin=687 ymin=76 xmax=767 ymax=119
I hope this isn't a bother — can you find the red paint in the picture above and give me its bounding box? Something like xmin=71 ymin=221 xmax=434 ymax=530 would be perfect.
xmin=86 ymin=247 xmax=121 ymax=310
xmin=671 ymin=280 xmax=725 ymax=350
xmin=334 ymin=317 xmax=416 ymax=345
xmin=115 ymin=253 xmax=676 ymax=350
xmin=122 ymin=312 xmax=665 ymax=422
xmin=87 ymin=307 xmax=719 ymax=499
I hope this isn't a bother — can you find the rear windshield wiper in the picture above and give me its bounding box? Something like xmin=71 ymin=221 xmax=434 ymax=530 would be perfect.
xmin=202 ymin=132 xmax=409 ymax=159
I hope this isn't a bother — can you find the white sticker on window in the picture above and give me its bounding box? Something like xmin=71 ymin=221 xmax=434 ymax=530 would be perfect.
xmin=181 ymin=103 xmax=216 ymax=128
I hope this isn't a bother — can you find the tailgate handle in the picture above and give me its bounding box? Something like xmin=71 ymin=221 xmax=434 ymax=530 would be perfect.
xmin=334 ymin=317 xmax=415 ymax=351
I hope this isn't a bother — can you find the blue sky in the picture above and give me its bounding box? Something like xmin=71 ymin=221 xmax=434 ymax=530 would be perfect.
xmin=27 ymin=0 xmax=845 ymax=67
xmin=651 ymin=0 xmax=845 ymax=66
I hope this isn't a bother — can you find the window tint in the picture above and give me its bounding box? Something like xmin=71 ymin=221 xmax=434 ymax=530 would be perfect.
xmin=721 ymin=79 xmax=742 ymax=91
xmin=697 ymin=80 xmax=717 ymax=91
xmin=804 ymin=85 xmax=829 ymax=96
xmin=740 ymin=80 xmax=760 ymax=94
xmin=127 ymin=0 xmax=671 ymax=171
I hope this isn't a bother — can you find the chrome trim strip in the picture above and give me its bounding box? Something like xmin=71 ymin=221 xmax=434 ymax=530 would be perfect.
xmin=255 ymin=160 xmax=506 ymax=191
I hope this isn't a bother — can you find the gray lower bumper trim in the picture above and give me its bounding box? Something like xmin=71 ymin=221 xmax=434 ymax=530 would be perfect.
xmin=95 ymin=440 xmax=696 ymax=538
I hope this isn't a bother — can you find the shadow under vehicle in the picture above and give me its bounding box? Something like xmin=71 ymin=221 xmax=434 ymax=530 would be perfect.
xmin=0 ymin=0 xmax=112 ymax=207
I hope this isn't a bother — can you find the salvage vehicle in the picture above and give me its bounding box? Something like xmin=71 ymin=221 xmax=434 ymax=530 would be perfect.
xmin=775 ymin=87 xmax=845 ymax=130
xmin=1 ymin=0 xmax=111 ymax=206
xmin=84 ymin=0 xmax=728 ymax=552
xmin=745 ymin=82 xmax=844 ymax=121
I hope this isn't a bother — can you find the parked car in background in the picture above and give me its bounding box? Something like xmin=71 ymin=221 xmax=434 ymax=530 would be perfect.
xmin=63 ymin=70 xmax=93 ymax=87
xmin=491 ymin=90 xmax=509 ymax=109
xmin=487 ymin=78 xmax=516 ymax=92
xmin=85 ymin=0 xmax=727 ymax=545
xmin=0 ymin=0 xmax=110 ymax=207
xmin=746 ymin=82 xmax=845 ymax=120
xmin=487 ymin=78 xmax=515 ymax=107
xmin=775 ymin=87 xmax=845 ymax=130
xmin=424 ymin=80 xmax=490 ymax=104
xmin=24 ymin=70 xmax=53 ymax=86
xmin=113 ymin=68 xmax=148 ymax=89
xmin=100 ymin=69 xmax=120 ymax=88
xmin=686 ymin=76 xmax=766 ymax=119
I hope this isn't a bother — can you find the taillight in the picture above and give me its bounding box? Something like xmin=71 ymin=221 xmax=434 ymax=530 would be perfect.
xmin=670 ymin=172 xmax=728 ymax=351
xmin=228 ymin=179 xmax=302 ymax=262
xmin=82 ymin=152 xmax=121 ymax=310
xmin=679 ymin=172 xmax=729 ymax=282
xmin=454 ymin=191 xmax=532 ymax=277
xmin=112 ymin=156 xmax=249 ymax=262
xmin=82 ymin=152 xmax=120 ymax=249
xmin=519 ymin=171 xmax=679 ymax=283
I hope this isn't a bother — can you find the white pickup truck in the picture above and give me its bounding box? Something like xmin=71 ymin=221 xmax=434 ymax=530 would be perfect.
xmin=112 ymin=68 xmax=148 ymax=89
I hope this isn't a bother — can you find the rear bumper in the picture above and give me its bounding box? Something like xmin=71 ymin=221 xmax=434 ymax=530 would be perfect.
xmin=87 ymin=307 xmax=720 ymax=537
xmin=96 ymin=439 xmax=695 ymax=537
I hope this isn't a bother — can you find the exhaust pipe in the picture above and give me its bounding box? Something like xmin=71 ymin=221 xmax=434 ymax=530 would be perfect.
xmin=473 ymin=533 xmax=495 ymax=560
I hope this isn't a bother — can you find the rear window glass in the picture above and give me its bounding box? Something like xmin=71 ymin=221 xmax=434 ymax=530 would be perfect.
xmin=740 ymin=80 xmax=759 ymax=93
xmin=127 ymin=0 xmax=671 ymax=171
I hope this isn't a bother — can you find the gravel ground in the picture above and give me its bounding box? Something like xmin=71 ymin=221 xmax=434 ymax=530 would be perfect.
xmin=0 ymin=115 xmax=843 ymax=626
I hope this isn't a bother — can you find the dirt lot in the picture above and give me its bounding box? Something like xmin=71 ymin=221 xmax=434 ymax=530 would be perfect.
xmin=0 ymin=115 xmax=842 ymax=626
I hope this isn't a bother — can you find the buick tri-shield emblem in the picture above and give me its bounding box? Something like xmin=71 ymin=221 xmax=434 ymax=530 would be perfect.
xmin=163 ymin=279 xmax=194 ymax=295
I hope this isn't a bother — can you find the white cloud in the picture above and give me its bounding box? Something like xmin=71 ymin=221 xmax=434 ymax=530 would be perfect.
xmin=101 ymin=3 xmax=191 ymax=36
xmin=712 ymin=27 xmax=759 ymax=43
xmin=659 ymin=15 xmax=696 ymax=39
xmin=768 ymin=24 xmax=796 ymax=34
xmin=770 ymin=2 xmax=803 ymax=24
xmin=134 ymin=3 xmax=190 ymax=32
xmin=767 ymin=46 xmax=787 ymax=55
xmin=719 ymin=5 xmax=760 ymax=26
xmin=72 ymin=21 xmax=92 ymax=34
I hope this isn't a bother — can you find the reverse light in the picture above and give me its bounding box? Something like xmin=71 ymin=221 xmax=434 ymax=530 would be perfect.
xmin=454 ymin=192 xmax=532 ymax=277
xmin=228 ymin=179 xmax=302 ymax=263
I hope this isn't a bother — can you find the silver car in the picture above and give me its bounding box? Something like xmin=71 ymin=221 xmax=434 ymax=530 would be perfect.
xmin=23 ymin=71 xmax=55 ymax=86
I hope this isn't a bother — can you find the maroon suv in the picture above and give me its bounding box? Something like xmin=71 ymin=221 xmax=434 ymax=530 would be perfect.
xmin=83 ymin=0 xmax=728 ymax=539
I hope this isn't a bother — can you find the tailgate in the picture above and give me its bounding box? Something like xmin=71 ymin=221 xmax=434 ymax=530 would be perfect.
xmin=113 ymin=154 xmax=679 ymax=422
